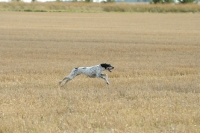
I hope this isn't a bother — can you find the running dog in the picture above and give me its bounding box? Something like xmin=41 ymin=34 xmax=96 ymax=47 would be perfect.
xmin=59 ymin=63 xmax=114 ymax=86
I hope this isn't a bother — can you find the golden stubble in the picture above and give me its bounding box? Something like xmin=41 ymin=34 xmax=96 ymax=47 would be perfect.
xmin=0 ymin=12 xmax=200 ymax=133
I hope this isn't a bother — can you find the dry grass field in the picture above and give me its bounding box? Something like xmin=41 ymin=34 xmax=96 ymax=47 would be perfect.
xmin=0 ymin=12 xmax=200 ymax=132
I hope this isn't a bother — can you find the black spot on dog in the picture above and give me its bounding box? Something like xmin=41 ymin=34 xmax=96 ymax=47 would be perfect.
xmin=100 ymin=63 xmax=111 ymax=69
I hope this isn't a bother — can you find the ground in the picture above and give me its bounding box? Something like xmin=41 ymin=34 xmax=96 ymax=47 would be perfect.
xmin=0 ymin=12 xmax=200 ymax=132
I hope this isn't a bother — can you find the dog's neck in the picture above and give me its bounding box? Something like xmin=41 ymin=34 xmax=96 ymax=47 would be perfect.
xmin=99 ymin=64 xmax=106 ymax=71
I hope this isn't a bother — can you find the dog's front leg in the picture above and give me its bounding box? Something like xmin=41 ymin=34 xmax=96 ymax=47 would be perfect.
xmin=98 ymin=74 xmax=109 ymax=85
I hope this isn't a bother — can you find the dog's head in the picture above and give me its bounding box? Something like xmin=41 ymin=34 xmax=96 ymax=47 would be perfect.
xmin=100 ymin=63 xmax=114 ymax=72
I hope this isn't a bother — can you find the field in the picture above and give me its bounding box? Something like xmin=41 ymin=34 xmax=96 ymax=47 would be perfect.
xmin=0 ymin=12 xmax=200 ymax=132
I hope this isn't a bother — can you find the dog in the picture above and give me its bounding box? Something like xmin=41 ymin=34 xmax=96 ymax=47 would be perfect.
xmin=59 ymin=63 xmax=114 ymax=86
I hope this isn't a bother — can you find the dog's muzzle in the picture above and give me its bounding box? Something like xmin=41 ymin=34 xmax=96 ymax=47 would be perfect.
xmin=108 ymin=67 xmax=114 ymax=72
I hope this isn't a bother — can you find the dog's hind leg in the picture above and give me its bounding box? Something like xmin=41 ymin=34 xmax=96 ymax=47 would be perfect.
xmin=60 ymin=77 xmax=72 ymax=87
xmin=59 ymin=76 xmax=71 ymax=86
xmin=59 ymin=68 xmax=79 ymax=87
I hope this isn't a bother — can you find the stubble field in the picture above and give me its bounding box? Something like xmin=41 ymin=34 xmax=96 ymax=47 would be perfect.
xmin=0 ymin=12 xmax=200 ymax=132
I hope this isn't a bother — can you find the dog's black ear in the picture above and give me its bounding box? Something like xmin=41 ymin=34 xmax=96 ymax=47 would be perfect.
xmin=100 ymin=63 xmax=107 ymax=68
xmin=101 ymin=63 xmax=111 ymax=69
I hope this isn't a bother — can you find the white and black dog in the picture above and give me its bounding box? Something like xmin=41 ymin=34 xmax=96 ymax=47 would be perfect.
xmin=59 ymin=63 xmax=114 ymax=86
